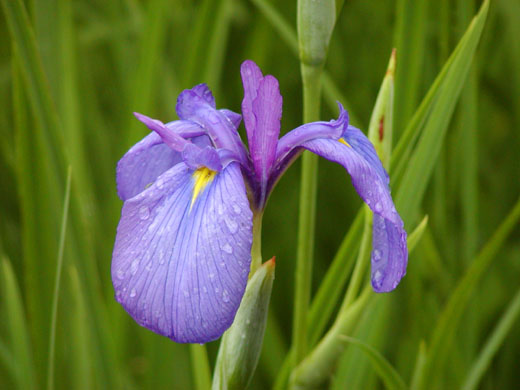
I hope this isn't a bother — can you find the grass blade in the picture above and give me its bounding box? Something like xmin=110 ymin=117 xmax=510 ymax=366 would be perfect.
xmin=0 ymin=256 xmax=37 ymax=390
xmin=394 ymin=0 xmax=490 ymax=225
xmin=461 ymin=289 xmax=520 ymax=390
xmin=417 ymin=196 xmax=520 ymax=389
xmin=341 ymin=336 xmax=408 ymax=390
xmin=47 ymin=166 xmax=72 ymax=390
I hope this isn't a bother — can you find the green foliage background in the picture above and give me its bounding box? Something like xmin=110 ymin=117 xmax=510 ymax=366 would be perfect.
xmin=0 ymin=0 xmax=519 ymax=389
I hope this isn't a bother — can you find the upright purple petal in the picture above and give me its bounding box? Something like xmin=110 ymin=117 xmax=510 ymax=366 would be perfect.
xmin=240 ymin=60 xmax=264 ymax=148
xmin=301 ymin=138 xmax=407 ymax=292
xmin=251 ymin=76 xmax=282 ymax=202
xmin=176 ymin=86 xmax=250 ymax=168
xmin=112 ymin=162 xmax=253 ymax=343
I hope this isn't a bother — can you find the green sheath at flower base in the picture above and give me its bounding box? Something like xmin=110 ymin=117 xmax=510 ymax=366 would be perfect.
xmin=297 ymin=0 xmax=336 ymax=66
xmin=368 ymin=49 xmax=396 ymax=170
xmin=212 ymin=258 xmax=275 ymax=390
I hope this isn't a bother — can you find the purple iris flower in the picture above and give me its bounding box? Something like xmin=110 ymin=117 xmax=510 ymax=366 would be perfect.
xmin=112 ymin=60 xmax=407 ymax=344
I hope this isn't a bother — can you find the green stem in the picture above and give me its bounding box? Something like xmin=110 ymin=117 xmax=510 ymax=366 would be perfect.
xmin=250 ymin=212 xmax=264 ymax=274
xmin=190 ymin=344 xmax=212 ymax=390
xmin=292 ymin=63 xmax=323 ymax=367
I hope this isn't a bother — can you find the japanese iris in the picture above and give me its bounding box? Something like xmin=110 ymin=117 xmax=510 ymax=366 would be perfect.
xmin=111 ymin=60 xmax=407 ymax=344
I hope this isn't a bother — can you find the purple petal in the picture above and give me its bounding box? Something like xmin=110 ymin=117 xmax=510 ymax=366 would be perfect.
xmin=301 ymin=138 xmax=407 ymax=291
xmin=116 ymin=132 xmax=182 ymax=201
xmin=240 ymin=60 xmax=264 ymax=148
xmin=182 ymin=144 xmax=223 ymax=172
xmin=274 ymin=103 xmax=348 ymax=168
xmin=112 ymin=162 xmax=253 ymax=343
xmin=134 ymin=113 xmax=189 ymax=152
xmin=371 ymin=214 xmax=407 ymax=292
xmin=175 ymin=88 xmax=250 ymax=168
xmin=219 ymin=109 xmax=242 ymax=130
xmin=343 ymin=125 xmax=389 ymax=185
xmin=250 ymin=75 xmax=282 ymax=202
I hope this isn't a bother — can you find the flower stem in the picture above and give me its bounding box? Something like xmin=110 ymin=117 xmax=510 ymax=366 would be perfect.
xmin=292 ymin=63 xmax=324 ymax=367
xmin=189 ymin=344 xmax=211 ymax=390
xmin=250 ymin=212 xmax=264 ymax=275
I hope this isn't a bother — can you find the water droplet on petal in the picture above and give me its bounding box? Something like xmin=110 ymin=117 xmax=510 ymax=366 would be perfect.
xmin=222 ymin=290 xmax=230 ymax=303
xmin=224 ymin=217 xmax=238 ymax=233
xmin=116 ymin=269 xmax=125 ymax=280
xmin=130 ymin=288 xmax=137 ymax=298
xmin=374 ymin=270 xmax=383 ymax=282
xmin=232 ymin=204 xmax=241 ymax=214
xmin=218 ymin=204 xmax=224 ymax=215
xmin=374 ymin=202 xmax=382 ymax=212
xmin=222 ymin=243 xmax=233 ymax=254
xmin=130 ymin=259 xmax=140 ymax=275
xmin=373 ymin=249 xmax=381 ymax=261
xmin=139 ymin=206 xmax=150 ymax=220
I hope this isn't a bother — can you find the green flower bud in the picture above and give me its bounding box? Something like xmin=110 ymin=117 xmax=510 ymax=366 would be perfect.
xmin=298 ymin=0 xmax=336 ymax=66
xmin=212 ymin=258 xmax=275 ymax=390
xmin=368 ymin=49 xmax=396 ymax=170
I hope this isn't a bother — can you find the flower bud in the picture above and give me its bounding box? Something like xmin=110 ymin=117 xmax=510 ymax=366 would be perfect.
xmin=297 ymin=0 xmax=336 ymax=66
xmin=368 ymin=49 xmax=396 ymax=170
xmin=212 ymin=258 xmax=275 ymax=390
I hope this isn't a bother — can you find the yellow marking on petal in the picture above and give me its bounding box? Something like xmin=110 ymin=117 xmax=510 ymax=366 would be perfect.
xmin=339 ymin=138 xmax=352 ymax=148
xmin=191 ymin=167 xmax=217 ymax=209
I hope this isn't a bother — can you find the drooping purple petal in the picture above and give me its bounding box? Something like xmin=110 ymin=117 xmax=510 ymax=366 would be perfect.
xmin=176 ymin=86 xmax=250 ymax=168
xmin=301 ymin=138 xmax=407 ymax=292
xmin=240 ymin=60 xmax=264 ymax=148
xmin=116 ymin=132 xmax=181 ymax=201
xmin=112 ymin=162 xmax=253 ymax=343
xmin=274 ymin=103 xmax=348 ymax=166
xmin=266 ymin=103 xmax=349 ymax=194
xmin=371 ymin=214 xmax=407 ymax=292
xmin=343 ymin=125 xmax=389 ymax=185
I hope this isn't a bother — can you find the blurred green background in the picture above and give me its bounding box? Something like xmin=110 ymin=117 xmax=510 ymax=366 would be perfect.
xmin=0 ymin=0 xmax=519 ymax=389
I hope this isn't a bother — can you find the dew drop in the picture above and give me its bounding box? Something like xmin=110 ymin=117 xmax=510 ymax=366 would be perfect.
xmin=116 ymin=269 xmax=125 ymax=280
xmin=130 ymin=288 xmax=137 ymax=298
xmin=209 ymin=273 xmax=215 ymax=280
xmin=139 ymin=206 xmax=150 ymax=220
xmin=218 ymin=204 xmax=224 ymax=215
xmin=224 ymin=217 xmax=238 ymax=233
xmin=222 ymin=290 xmax=230 ymax=303
xmin=222 ymin=243 xmax=233 ymax=254
xmin=214 ymin=287 xmax=220 ymax=293
xmin=373 ymin=249 xmax=381 ymax=261
xmin=156 ymin=177 xmax=164 ymax=189
xmin=130 ymin=259 xmax=140 ymax=275
xmin=374 ymin=270 xmax=383 ymax=282
xmin=232 ymin=204 xmax=241 ymax=214
xmin=374 ymin=202 xmax=382 ymax=212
